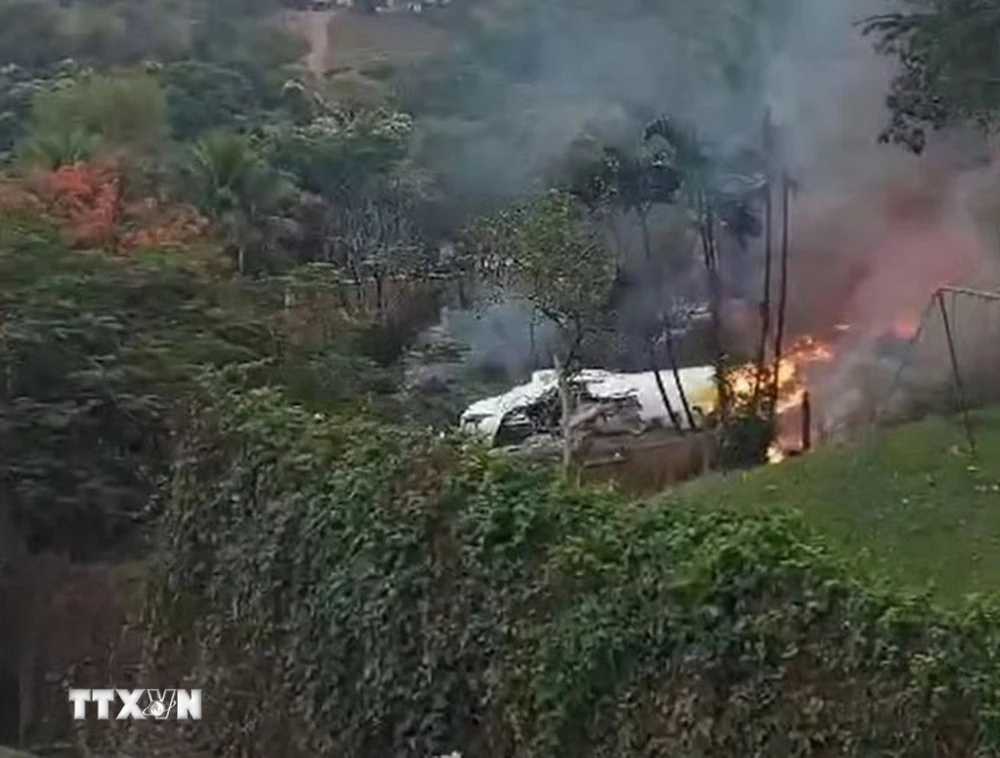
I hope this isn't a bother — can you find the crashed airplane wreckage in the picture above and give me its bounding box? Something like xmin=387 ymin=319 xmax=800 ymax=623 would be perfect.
xmin=460 ymin=367 xmax=720 ymax=491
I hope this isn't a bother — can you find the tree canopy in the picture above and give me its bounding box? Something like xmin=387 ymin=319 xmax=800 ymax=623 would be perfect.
xmin=864 ymin=0 xmax=1000 ymax=152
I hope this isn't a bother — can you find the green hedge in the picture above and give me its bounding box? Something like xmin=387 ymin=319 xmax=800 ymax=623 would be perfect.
xmin=149 ymin=384 xmax=1000 ymax=757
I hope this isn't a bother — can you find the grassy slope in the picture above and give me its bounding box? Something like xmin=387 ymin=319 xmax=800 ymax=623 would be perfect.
xmin=671 ymin=408 xmax=1000 ymax=605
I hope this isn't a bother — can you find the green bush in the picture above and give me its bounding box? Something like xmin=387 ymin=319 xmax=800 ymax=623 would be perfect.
xmin=149 ymin=383 xmax=1000 ymax=757
xmin=26 ymin=71 xmax=167 ymax=154
xmin=0 ymin=220 xmax=396 ymax=558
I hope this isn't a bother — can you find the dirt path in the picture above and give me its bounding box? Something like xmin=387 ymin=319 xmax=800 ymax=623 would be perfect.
xmin=279 ymin=9 xmax=340 ymax=77
xmin=279 ymin=8 xmax=451 ymax=76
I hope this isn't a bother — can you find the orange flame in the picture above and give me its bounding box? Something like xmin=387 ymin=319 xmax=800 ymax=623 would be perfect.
xmin=725 ymin=336 xmax=836 ymax=463
xmin=726 ymin=336 xmax=833 ymax=409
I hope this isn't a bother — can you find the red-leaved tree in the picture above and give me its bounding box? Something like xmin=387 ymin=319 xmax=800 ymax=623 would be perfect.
xmin=19 ymin=161 xmax=208 ymax=252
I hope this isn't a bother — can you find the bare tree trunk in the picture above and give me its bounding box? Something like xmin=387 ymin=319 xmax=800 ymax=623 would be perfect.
xmin=664 ymin=326 xmax=697 ymax=429
xmin=771 ymin=172 xmax=791 ymax=407
xmin=637 ymin=205 xmax=695 ymax=429
xmin=529 ymin=308 xmax=537 ymax=367
xmin=638 ymin=206 xmax=653 ymax=263
xmin=530 ymin=273 xmax=543 ymax=370
xmin=699 ymin=199 xmax=727 ymax=422
xmin=752 ymin=177 xmax=773 ymax=408
xmin=553 ymin=352 xmax=574 ymax=471
xmin=801 ymin=390 xmax=812 ymax=452
xmin=346 ymin=258 xmax=363 ymax=311
xmin=609 ymin=209 xmax=626 ymax=261
xmin=938 ymin=290 xmax=977 ymax=454
xmin=555 ymin=326 xmax=587 ymax=472
xmin=647 ymin=344 xmax=683 ymax=433
xmin=374 ymin=270 xmax=385 ymax=324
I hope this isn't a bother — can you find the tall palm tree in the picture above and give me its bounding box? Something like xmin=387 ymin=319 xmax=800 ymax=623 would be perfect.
xmin=18 ymin=128 xmax=100 ymax=170
xmin=770 ymin=170 xmax=794 ymax=411
xmin=566 ymin=144 xmax=695 ymax=432
xmin=187 ymin=131 xmax=294 ymax=274
xmin=602 ymin=146 xmax=700 ymax=431
xmin=752 ymin=111 xmax=775 ymax=408
xmin=642 ymin=116 xmax=765 ymax=424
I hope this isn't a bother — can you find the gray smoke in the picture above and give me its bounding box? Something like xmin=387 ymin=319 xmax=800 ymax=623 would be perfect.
xmin=415 ymin=0 xmax=903 ymax=201
xmin=416 ymin=0 xmax=1000 ymax=415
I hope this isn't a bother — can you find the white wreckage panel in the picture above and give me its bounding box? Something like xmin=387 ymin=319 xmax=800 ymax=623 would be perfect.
xmin=461 ymin=367 xmax=717 ymax=446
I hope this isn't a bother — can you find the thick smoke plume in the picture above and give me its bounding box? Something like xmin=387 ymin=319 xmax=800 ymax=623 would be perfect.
xmin=425 ymin=0 xmax=1000 ymax=417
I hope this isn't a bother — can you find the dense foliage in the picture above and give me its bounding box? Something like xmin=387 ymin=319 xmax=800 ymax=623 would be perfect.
xmin=0 ymin=0 xmax=445 ymax=571
xmin=864 ymin=0 xmax=1000 ymax=153
xmin=8 ymin=1 xmax=1000 ymax=755
xmin=0 ymin=0 xmax=430 ymax=277
xmin=150 ymin=383 xmax=1000 ymax=757
xmin=0 ymin=217 xmax=394 ymax=559
xmin=470 ymin=190 xmax=616 ymax=359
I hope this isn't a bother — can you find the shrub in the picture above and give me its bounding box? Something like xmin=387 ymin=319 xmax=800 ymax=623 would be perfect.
xmin=149 ymin=383 xmax=1000 ymax=757
xmin=0 ymin=219 xmax=395 ymax=559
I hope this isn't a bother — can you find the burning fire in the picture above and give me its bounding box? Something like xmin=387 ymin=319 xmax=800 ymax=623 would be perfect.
xmin=702 ymin=292 xmax=935 ymax=464
xmin=725 ymin=336 xmax=836 ymax=462
xmin=726 ymin=336 xmax=834 ymax=411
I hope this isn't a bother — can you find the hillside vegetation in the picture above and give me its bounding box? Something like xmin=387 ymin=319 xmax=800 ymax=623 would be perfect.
xmin=0 ymin=214 xmax=397 ymax=561
xmin=6 ymin=0 xmax=1000 ymax=756
xmin=146 ymin=381 xmax=1000 ymax=757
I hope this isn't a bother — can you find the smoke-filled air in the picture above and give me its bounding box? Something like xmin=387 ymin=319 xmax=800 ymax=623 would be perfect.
xmin=8 ymin=0 xmax=1000 ymax=755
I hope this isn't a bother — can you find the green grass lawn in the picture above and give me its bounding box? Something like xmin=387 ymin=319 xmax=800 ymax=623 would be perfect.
xmin=668 ymin=407 xmax=1000 ymax=606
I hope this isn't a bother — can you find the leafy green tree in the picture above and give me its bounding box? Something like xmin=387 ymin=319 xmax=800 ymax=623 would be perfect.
xmin=0 ymin=64 xmax=54 ymax=160
xmin=0 ymin=0 xmax=294 ymax=73
xmin=0 ymin=211 xmax=399 ymax=560
xmin=321 ymin=69 xmax=399 ymax=113
xmin=270 ymin=110 xmax=412 ymax=204
xmin=160 ymin=61 xmax=265 ymax=140
xmin=26 ymin=72 xmax=168 ymax=158
xmin=250 ymin=25 xmax=310 ymax=72
xmin=269 ymin=109 xmax=423 ymax=279
xmin=185 ymin=130 xmax=296 ymax=274
xmin=16 ymin=128 xmax=100 ymax=170
xmin=0 ymin=221 xmax=256 ymax=557
xmin=864 ymin=0 xmax=1000 ymax=153
xmin=191 ymin=0 xmax=299 ymax=68
xmin=470 ymin=190 xmax=616 ymax=467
